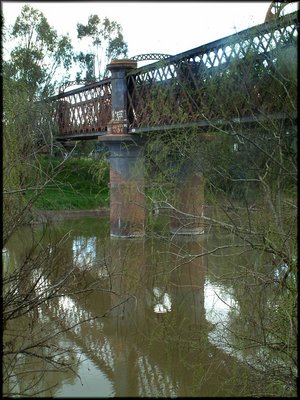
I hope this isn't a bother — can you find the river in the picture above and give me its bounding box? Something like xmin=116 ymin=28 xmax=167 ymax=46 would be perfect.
xmin=2 ymin=216 xmax=297 ymax=397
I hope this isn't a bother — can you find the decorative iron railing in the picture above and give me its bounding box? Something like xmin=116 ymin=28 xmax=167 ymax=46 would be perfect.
xmin=52 ymin=12 xmax=297 ymax=138
xmin=51 ymin=78 xmax=112 ymax=136
xmin=130 ymin=53 xmax=172 ymax=62
xmin=126 ymin=12 xmax=298 ymax=131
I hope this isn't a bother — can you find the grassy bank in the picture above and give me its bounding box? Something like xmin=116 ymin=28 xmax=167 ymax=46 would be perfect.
xmin=27 ymin=156 xmax=264 ymax=212
xmin=28 ymin=157 xmax=174 ymax=212
xmin=29 ymin=157 xmax=109 ymax=210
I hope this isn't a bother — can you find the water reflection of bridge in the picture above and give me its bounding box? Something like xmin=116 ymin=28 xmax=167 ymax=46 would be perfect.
xmin=45 ymin=230 xmax=251 ymax=397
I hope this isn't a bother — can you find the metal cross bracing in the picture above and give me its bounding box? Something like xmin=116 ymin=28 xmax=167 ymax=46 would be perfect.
xmin=52 ymin=11 xmax=297 ymax=139
xmin=130 ymin=53 xmax=172 ymax=62
xmin=50 ymin=78 xmax=112 ymax=139
xmin=126 ymin=11 xmax=298 ymax=133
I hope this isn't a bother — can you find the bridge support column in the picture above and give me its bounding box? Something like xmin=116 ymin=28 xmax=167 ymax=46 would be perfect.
xmin=170 ymin=165 xmax=205 ymax=235
xmin=105 ymin=137 xmax=145 ymax=237
xmin=99 ymin=59 xmax=145 ymax=237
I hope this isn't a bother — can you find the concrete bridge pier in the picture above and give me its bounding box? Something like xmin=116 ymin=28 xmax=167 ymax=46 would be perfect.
xmin=104 ymin=137 xmax=145 ymax=237
xmin=99 ymin=59 xmax=145 ymax=237
xmin=170 ymin=163 xmax=205 ymax=235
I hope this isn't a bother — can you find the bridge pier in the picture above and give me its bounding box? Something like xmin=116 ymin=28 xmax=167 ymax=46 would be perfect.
xmin=99 ymin=59 xmax=145 ymax=237
xmin=103 ymin=137 xmax=145 ymax=237
xmin=170 ymin=164 xmax=205 ymax=235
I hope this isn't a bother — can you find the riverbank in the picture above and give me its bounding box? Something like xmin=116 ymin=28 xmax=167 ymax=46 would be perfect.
xmin=32 ymin=208 xmax=110 ymax=223
xmin=32 ymin=203 xmax=259 ymax=225
xmin=28 ymin=157 xmax=110 ymax=211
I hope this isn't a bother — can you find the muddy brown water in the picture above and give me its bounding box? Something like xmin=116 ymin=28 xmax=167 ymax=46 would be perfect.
xmin=3 ymin=215 xmax=294 ymax=397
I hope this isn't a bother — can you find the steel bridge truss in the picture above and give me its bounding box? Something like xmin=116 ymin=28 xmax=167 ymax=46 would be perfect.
xmin=51 ymin=12 xmax=297 ymax=138
xmin=51 ymin=78 xmax=112 ymax=137
xmin=126 ymin=12 xmax=298 ymax=131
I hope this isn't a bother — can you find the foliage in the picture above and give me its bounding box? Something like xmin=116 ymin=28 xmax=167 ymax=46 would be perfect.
xmin=5 ymin=4 xmax=74 ymax=99
xmin=3 ymin=62 xmax=40 ymax=245
xmin=75 ymin=51 xmax=96 ymax=82
xmin=31 ymin=158 xmax=110 ymax=210
xmin=2 ymin=5 xmax=116 ymax=397
xmin=76 ymin=14 xmax=128 ymax=80
xmin=2 ymin=5 xmax=74 ymax=166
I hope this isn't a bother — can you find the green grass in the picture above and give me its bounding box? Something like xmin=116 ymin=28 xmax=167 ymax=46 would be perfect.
xmin=28 ymin=157 xmax=109 ymax=210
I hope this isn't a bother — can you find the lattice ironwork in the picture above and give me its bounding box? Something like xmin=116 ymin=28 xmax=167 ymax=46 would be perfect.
xmin=130 ymin=53 xmax=172 ymax=62
xmin=265 ymin=1 xmax=295 ymax=22
xmin=126 ymin=12 xmax=298 ymax=130
xmin=51 ymin=78 xmax=112 ymax=136
xmin=58 ymin=79 xmax=97 ymax=93
xmin=52 ymin=12 xmax=297 ymax=138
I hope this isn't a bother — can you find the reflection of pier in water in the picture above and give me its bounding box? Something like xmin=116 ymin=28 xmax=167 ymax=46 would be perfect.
xmin=45 ymin=231 xmax=249 ymax=397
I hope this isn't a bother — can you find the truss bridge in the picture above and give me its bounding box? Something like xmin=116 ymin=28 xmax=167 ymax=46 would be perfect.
xmin=49 ymin=12 xmax=297 ymax=141
xmin=46 ymin=11 xmax=297 ymax=238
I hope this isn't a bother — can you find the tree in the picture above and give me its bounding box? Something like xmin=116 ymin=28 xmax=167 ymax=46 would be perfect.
xmin=75 ymin=51 xmax=97 ymax=82
xmin=3 ymin=4 xmax=76 ymax=168
xmin=3 ymin=9 xmax=116 ymax=396
xmin=6 ymin=4 xmax=74 ymax=99
xmin=76 ymin=14 xmax=128 ymax=80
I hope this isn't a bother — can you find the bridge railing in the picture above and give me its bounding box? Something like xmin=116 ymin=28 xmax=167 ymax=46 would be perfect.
xmin=50 ymin=78 xmax=112 ymax=137
xmin=52 ymin=12 xmax=297 ymax=138
xmin=126 ymin=12 xmax=298 ymax=131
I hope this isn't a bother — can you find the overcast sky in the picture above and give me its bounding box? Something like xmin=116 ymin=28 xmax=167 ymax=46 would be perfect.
xmin=3 ymin=1 xmax=297 ymax=84
xmin=3 ymin=1 xmax=274 ymax=58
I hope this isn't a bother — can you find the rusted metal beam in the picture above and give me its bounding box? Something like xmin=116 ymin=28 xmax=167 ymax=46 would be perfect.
xmin=128 ymin=112 xmax=297 ymax=134
xmin=51 ymin=11 xmax=297 ymax=139
xmin=126 ymin=11 xmax=298 ymax=130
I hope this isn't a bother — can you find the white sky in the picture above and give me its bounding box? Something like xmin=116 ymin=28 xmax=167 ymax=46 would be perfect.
xmin=2 ymin=1 xmax=273 ymax=58
xmin=2 ymin=1 xmax=297 ymax=82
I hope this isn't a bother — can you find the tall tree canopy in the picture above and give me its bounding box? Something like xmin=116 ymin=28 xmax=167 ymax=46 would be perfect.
xmin=76 ymin=14 xmax=128 ymax=80
xmin=5 ymin=4 xmax=74 ymax=99
xmin=3 ymin=5 xmax=75 ymax=234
